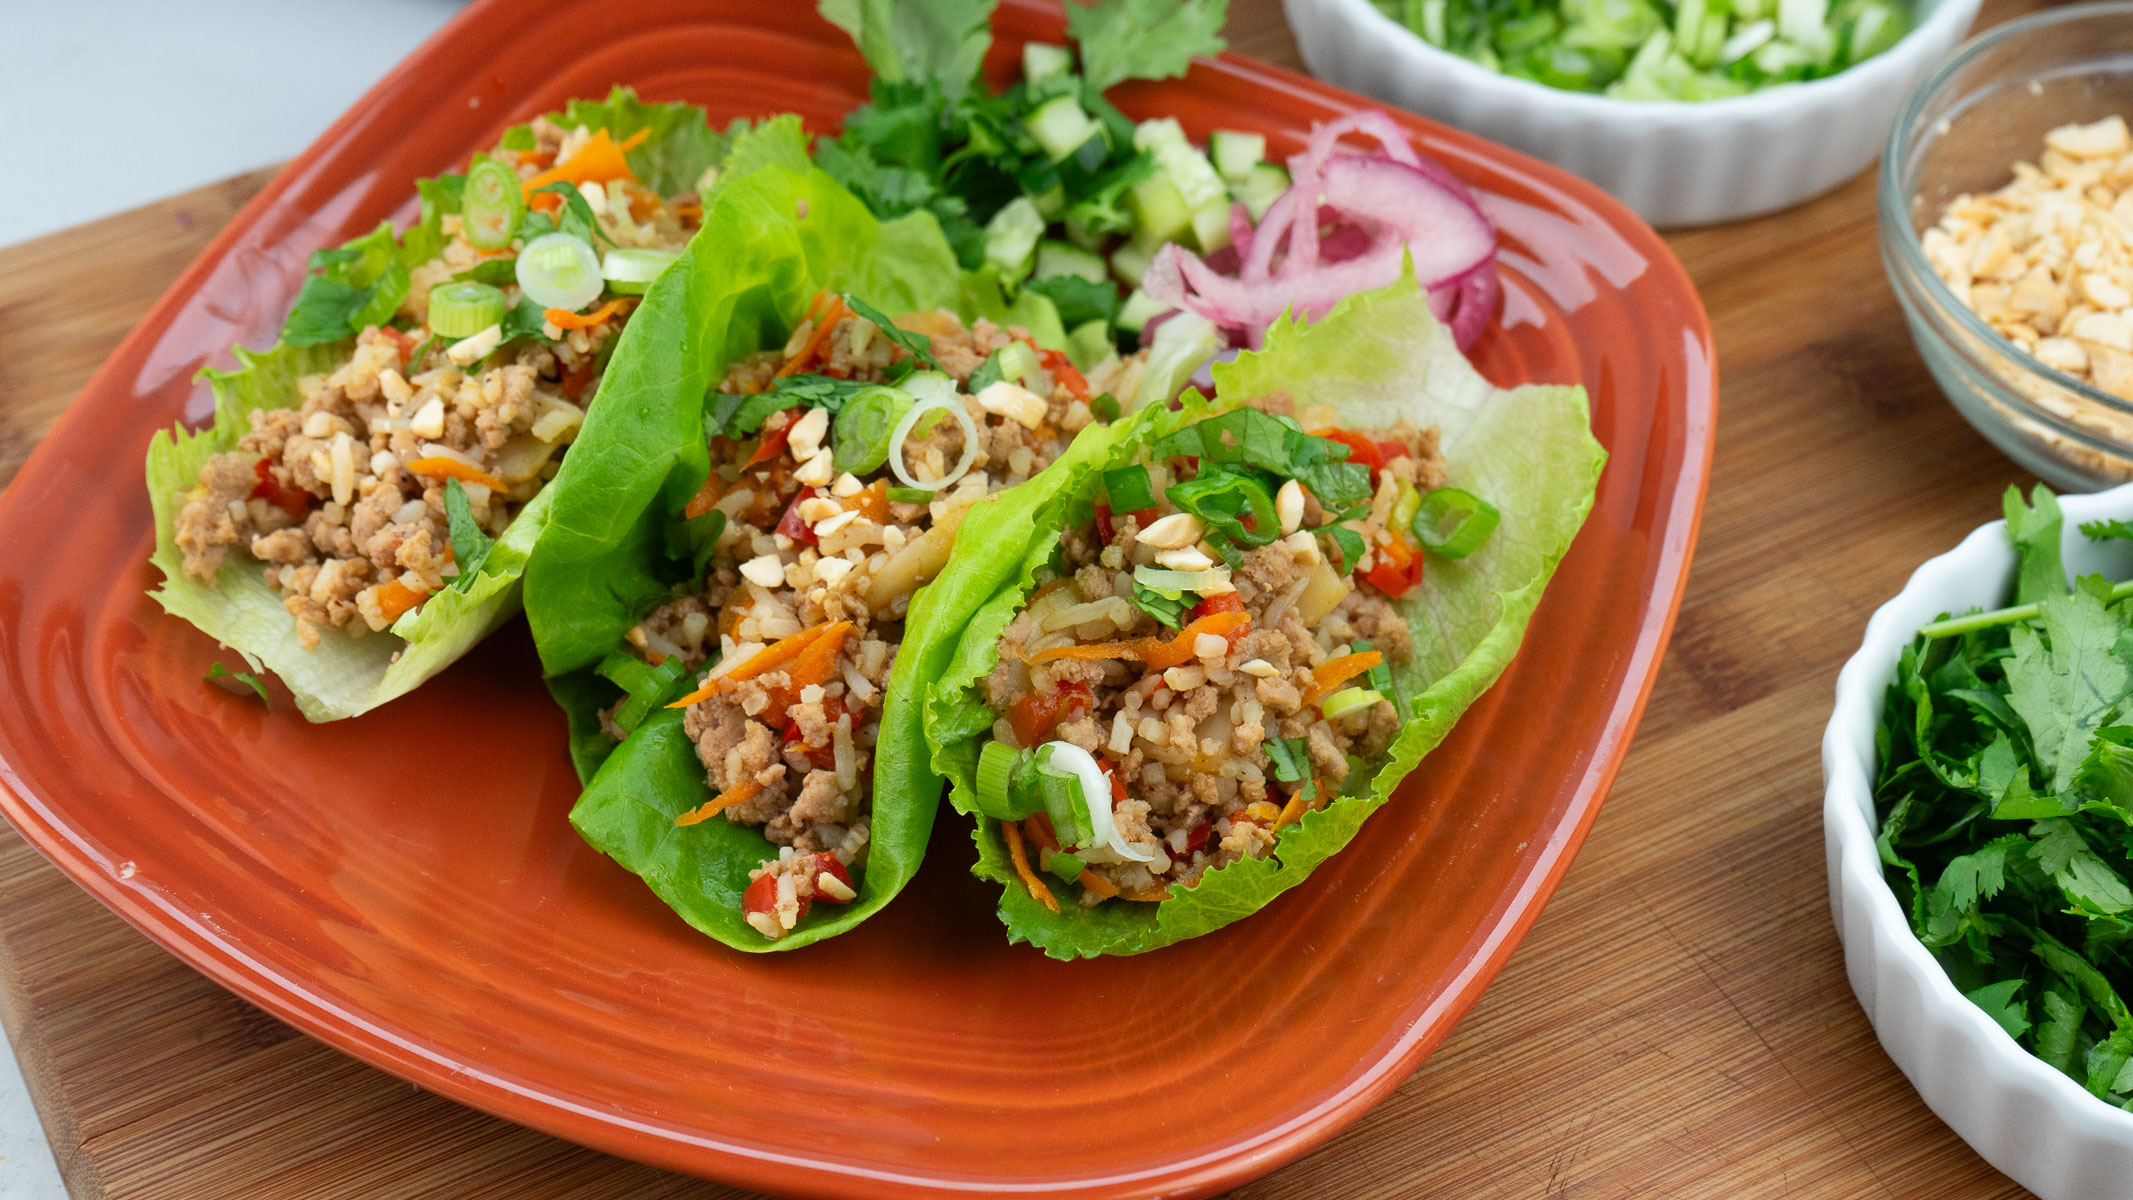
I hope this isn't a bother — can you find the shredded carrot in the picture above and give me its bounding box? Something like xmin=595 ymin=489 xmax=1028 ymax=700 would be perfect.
xmin=1076 ymin=869 xmax=1121 ymax=899
xmin=1302 ymin=650 xmax=1383 ymax=705
xmin=782 ymin=621 xmax=852 ymax=692
xmin=1023 ymin=814 xmax=1059 ymax=855
xmin=777 ymin=295 xmax=848 ymax=377
xmin=675 ymin=778 xmax=762 ymax=827
xmin=405 ymin=456 xmax=507 ymax=493
xmin=1025 ymin=610 xmax=1251 ymax=668
xmin=1141 ymin=611 xmax=1250 ymax=671
xmin=1003 ymin=820 xmax=1059 ymax=913
xmin=372 ymin=579 xmax=431 ymax=623
xmin=666 ymin=621 xmax=852 ymax=709
xmin=521 ymin=127 xmax=642 ymax=198
xmin=1273 ymin=787 xmax=1313 ymax=833
xmin=683 ymin=473 xmax=725 ymax=520
xmin=545 ymin=297 xmax=631 ymax=331
xmin=1121 ymin=882 xmax=1171 ymax=902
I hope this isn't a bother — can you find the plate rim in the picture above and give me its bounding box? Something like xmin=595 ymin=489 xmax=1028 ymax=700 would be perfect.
xmin=0 ymin=1 xmax=1717 ymax=1195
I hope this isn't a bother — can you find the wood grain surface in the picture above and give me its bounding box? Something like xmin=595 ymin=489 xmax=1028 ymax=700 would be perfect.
xmin=0 ymin=2 xmax=2053 ymax=1197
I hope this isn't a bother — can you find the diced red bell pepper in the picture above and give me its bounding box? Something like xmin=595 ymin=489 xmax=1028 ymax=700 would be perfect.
xmin=560 ymin=359 xmax=597 ymax=401
xmin=741 ymin=871 xmax=791 ymax=919
xmin=813 ymin=854 xmax=856 ymax=901
xmin=1359 ymin=535 xmax=1425 ymax=599
xmin=1190 ymin=592 xmax=1245 ymax=620
xmin=1183 ymin=818 xmax=1215 ymax=856
xmin=776 ymin=486 xmax=823 ymax=546
xmin=250 ymin=458 xmax=315 ymax=520
xmin=780 ymin=695 xmax=846 ymax=768
xmin=1037 ymin=347 xmax=1090 ymax=400
xmin=745 ymin=410 xmax=799 ymax=469
xmin=1094 ymin=501 xmax=1158 ymax=545
xmin=1009 ymin=680 xmax=1092 ymax=746
xmin=1376 ymin=438 xmax=1410 ymax=465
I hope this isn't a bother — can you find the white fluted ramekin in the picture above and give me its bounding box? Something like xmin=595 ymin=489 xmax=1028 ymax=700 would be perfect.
xmin=1825 ymin=483 xmax=2133 ymax=1199
xmin=1284 ymin=0 xmax=1980 ymax=226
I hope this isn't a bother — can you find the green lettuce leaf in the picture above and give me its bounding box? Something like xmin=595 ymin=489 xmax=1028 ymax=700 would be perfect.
xmin=1067 ymin=0 xmax=1230 ymax=93
xmin=521 ymin=163 xmax=962 ymax=677
xmin=145 ymin=345 xmax=552 ymax=721
xmin=926 ymin=268 xmax=1605 ymax=957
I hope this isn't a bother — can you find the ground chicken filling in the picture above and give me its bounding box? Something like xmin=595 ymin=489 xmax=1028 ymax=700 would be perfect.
xmin=620 ymin=299 xmax=1140 ymax=940
xmin=172 ymin=115 xmax=701 ymax=648
xmin=978 ymin=403 xmax=1449 ymax=908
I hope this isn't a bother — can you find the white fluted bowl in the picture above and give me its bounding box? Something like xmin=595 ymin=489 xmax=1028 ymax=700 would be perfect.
xmin=1825 ymin=483 xmax=2133 ymax=1199
xmin=1284 ymin=0 xmax=1980 ymax=226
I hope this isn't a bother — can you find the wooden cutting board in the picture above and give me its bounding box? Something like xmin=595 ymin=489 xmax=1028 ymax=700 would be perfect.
xmin=0 ymin=2 xmax=2051 ymax=1197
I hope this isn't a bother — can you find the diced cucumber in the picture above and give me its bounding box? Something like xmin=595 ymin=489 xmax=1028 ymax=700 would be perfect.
xmin=1232 ymin=162 xmax=1291 ymax=222
xmin=1133 ymin=117 xmax=1226 ymax=211
xmin=1190 ymin=198 xmax=1232 ymax=254
xmin=1207 ymin=130 xmax=1266 ymax=184
xmin=1028 ymin=94 xmax=1101 ymax=164
xmin=1066 ymin=319 xmax=1116 ymax=373
xmin=1022 ymin=42 xmax=1072 ymax=83
xmin=1116 ymin=287 xmax=1173 ymax=335
xmin=1063 ymin=214 xmax=1106 ymax=251
xmin=985 ymin=197 xmax=1045 ymax=282
xmin=1110 ymin=242 xmax=1155 ymax=288
xmin=1036 ymin=240 xmax=1110 ymax=284
xmin=1126 ymin=175 xmax=1194 ymax=250
xmin=1031 ymin=184 xmax=1065 ymax=221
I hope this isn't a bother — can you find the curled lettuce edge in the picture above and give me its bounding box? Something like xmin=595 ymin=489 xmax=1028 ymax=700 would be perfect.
xmin=142 ymin=90 xmax=717 ymax=722
xmin=924 ymin=266 xmax=1608 ymax=958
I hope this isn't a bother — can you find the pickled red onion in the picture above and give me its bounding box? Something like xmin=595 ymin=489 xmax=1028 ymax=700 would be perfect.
xmin=1145 ymin=110 xmax=1499 ymax=351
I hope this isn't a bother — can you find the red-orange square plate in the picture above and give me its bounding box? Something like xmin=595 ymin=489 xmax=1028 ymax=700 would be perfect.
xmin=0 ymin=1 xmax=1714 ymax=1195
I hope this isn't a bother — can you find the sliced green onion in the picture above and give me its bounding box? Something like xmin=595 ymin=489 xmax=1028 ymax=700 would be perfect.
xmin=1391 ymin=481 xmax=1422 ymax=534
xmin=516 ymin=232 xmax=603 ymax=312
xmin=428 ymin=281 xmax=509 ymax=338
xmin=831 ymin=385 xmax=913 ymax=475
xmin=461 ymin=159 xmax=524 ymax=250
xmin=1320 ymin=687 xmax=1385 ymax=719
xmin=1039 ymin=762 xmax=1092 ymax=847
xmin=886 ymin=486 xmax=935 ymax=504
xmin=1090 ymin=393 xmax=1121 ymax=423
xmin=1412 ymin=487 xmax=1500 ymax=559
xmin=1103 ymin=464 xmax=1156 ymax=512
xmin=601 ymin=247 xmax=679 ymax=296
xmin=1046 ymin=850 xmax=1087 ymax=883
xmin=975 ymin=740 xmax=1025 ymax=822
xmin=1351 ymin=639 xmax=1394 ymax=694
xmin=887 ymin=372 xmax=978 ymax=490
xmin=1133 ymin=565 xmax=1230 ymax=594
xmin=996 ymin=340 xmax=1040 ymax=386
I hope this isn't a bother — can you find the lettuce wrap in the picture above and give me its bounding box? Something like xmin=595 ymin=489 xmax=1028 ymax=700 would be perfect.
xmin=548 ymin=148 xmax=1122 ymax=950
xmin=146 ymin=89 xmax=729 ymax=720
xmin=921 ymin=269 xmax=1607 ymax=958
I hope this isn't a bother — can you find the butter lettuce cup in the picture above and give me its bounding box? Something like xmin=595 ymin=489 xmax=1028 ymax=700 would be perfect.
xmin=925 ymin=269 xmax=1606 ymax=958
xmin=543 ymin=133 xmax=1176 ymax=950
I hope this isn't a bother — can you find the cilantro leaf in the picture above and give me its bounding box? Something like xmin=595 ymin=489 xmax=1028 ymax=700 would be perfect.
xmin=1128 ymin=578 xmax=1189 ymax=629
xmin=845 ymin=293 xmax=940 ymax=369
xmin=2005 ymin=579 xmax=2133 ymax=792
xmin=816 ymin=0 xmax=997 ymax=101
xmin=710 ymin=374 xmax=876 ymax=439
xmin=2006 ymin=483 xmax=2071 ymax=606
xmin=496 ymin=296 xmax=556 ymax=347
xmin=1966 ymin=978 xmax=2033 ymax=1040
xmin=1264 ymin=736 xmax=1311 ymax=783
xmin=1026 ymin=274 xmax=1119 ymax=329
xmin=1066 ymin=0 xmax=1229 ymax=93
xmin=443 ymin=479 xmax=497 ymax=593
xmin=204 ymin=662 xmax=271 ymax=708
xmin=529 ymin=182 xmax=612 ymax=248
xmin=1147 ymin=408 xmax=1372 ymax=510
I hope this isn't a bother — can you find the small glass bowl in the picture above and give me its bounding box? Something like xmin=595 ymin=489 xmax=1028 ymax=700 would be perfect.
xmin=1881 ymin=1 xmax=2133 ymax=491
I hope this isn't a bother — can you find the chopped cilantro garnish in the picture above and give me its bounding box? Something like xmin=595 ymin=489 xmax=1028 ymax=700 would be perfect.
xmin=1148 ymin=408 xmax=1373 ymax=511
xmin=844 ymin=293 xmax=939 ymax=370
xmin=443 ymin=479 xmax=497 ymax=592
